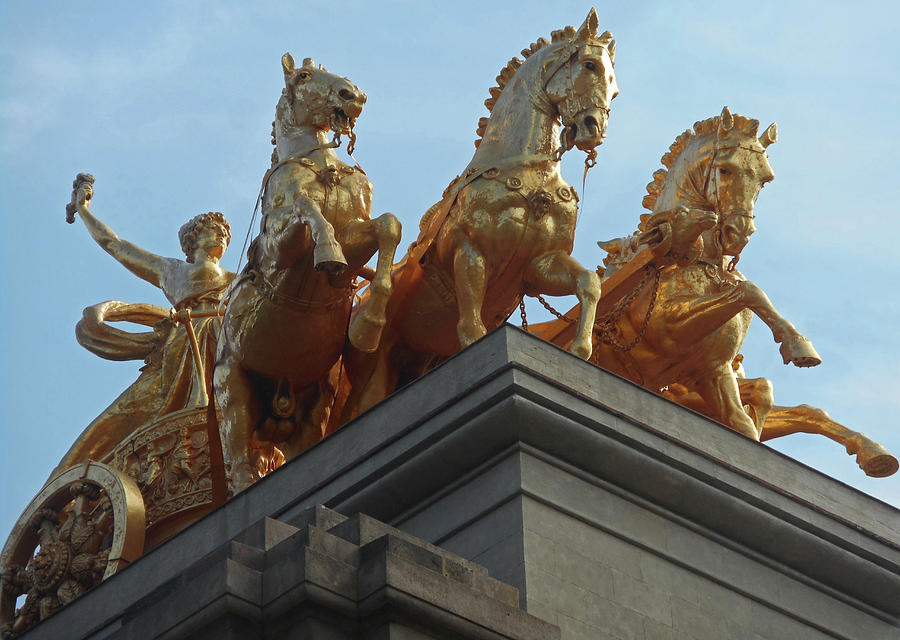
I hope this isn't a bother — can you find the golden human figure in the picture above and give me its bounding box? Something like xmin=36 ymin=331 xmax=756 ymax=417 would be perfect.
xmin=52 ymin=175 xmax=235 ymax=476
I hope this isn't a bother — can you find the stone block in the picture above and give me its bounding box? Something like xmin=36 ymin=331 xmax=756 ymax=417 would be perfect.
xmin=16 ymin=327 xmax=899 ymax=640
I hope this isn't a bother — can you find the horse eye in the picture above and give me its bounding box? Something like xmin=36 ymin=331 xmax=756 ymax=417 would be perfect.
xmin=298 ymin=71 xmax=311 ymax=80
xmin=718 ymin=167 xmax=729 ymax=176
xmin=584 ymin=61 xmax=596 ymax=72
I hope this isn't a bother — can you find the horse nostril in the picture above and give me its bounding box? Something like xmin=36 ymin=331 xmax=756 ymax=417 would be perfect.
xmin=338 ymin=89 xmax=356 ymax=102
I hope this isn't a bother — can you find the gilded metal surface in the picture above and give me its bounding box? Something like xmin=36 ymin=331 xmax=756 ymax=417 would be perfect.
xmin=344 ymin=9 xmax=616 ymax=415
xmin=104 ymin=406 xmax=246 ymax=548
xmin=534 ymin=108 xmax=897 ymax=476
xmin=664 ymin=358 xmax=898 ymax=477
xmin=54 ymin=181 xmax=235 ymax=475
xmin=0 ymin=463 xmax=145 ymax=638
xmin=215 ymin=54 xmax=401 ymax=490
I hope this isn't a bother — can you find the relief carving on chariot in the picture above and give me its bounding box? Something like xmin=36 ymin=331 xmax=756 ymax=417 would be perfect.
xmin=1 ymin=8 xmax=895 ymax=637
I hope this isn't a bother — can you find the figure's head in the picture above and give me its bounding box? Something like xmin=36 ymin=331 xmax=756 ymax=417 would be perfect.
xmin=707 ymin=107 xmax=776 ymax=256
xmin=179 ymin=212 xmax=231 ymax=263
xmin=543 ymin=8 xmax=618 ymax=151
xmin=274 ymin=53 xmax=366 ymax=141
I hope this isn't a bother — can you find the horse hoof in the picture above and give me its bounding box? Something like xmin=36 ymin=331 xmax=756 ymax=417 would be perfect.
xmin=314 ymin=242 xmax=348 ymax=274
xmin=349 ymin=313 xmax=385 ymax=353
xmin=569 ymin=340 xmax=592 ymax=360
xmin=315 ymin=260 xmax=348 ymax=275
xmin=857 ymin=446 xmax=899 ymax=478
xmin=780 ymin=335 xmax=821 ymax=368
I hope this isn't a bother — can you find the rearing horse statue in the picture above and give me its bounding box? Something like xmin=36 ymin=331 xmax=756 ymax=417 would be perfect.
xmin=216 ymin=54 xmax=401 ymax=489
xmin=345 ymin=8 xmax=617 ymax=414
xmin=592 ymin=107 xmax=821 ymax=439
xmin=535 ymin=106 xmax=897 ymax=477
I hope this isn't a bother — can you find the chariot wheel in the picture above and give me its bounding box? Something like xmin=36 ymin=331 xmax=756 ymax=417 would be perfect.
xmin=0 ymin=462 xmax=145 ymax=638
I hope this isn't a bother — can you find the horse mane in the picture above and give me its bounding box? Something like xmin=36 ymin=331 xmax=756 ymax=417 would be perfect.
xmin=642 ymin=113 xmax=761 ymax=214
xmin=473 ymin=24 xmax=612 ymax=147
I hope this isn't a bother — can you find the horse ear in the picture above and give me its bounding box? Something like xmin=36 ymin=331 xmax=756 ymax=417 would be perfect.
xmin=718 ymin=106 xmax=734 ymax=138
xmin=746 ymin=118 xmax=759 ymax=138
xmin=282 ymin=53 xmax=296 ymax=78
xmin=607 ymin=39 xmax=616 ymax=65
xmin=576 ymin=7 xmax=599 ymax=41
xmin=759 ymin=122 xmax=778 ymax=148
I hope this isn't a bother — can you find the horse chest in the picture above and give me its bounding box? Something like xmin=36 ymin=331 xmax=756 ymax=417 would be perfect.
xmin=306 ymin=174 xmax=371 ymax=222
xmin=454 ymin=185 xmax=576 ymax=261
xmin=270 ymin=166 xmax=371 ymax=222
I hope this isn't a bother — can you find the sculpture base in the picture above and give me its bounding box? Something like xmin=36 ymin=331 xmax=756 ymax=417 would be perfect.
xmin=17 ymin=326 xmax=899 ymax=640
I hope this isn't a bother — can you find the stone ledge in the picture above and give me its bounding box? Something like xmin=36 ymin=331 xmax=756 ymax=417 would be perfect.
xmin=16 ymin=326 xmax=899 ymax=639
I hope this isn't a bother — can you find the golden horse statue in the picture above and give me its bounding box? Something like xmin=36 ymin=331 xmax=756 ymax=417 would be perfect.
xmin=215 ymin=54 xmax=402 ymax=489
xmin=344 ymin=8 xmax=617 ymax=414
xmin=535 ymin=107 xmax=897 ymax=477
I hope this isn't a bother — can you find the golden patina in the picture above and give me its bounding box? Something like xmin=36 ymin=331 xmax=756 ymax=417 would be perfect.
xmin=214 ymin=53 xmax=402 ymax=491
xmin=343 ymin=9 xmax=617 ymax=416
xmin=4 ymin=9 xmax=896 ymax=637
xmin=0 ymin=463 xmax=145 ymax=636
xmin=534 ymin=107 xmax=898 ymax=477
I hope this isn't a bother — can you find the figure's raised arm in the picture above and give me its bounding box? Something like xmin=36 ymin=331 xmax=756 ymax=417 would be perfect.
xmin=68 ymin=174 xmax=166 ymax=288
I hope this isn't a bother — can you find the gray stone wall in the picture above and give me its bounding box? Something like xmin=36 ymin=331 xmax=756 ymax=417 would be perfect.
xmin=15 ymin=327 xmax=899 ymax=640
xmin=396 ymin=446 xmax=900 ymax=639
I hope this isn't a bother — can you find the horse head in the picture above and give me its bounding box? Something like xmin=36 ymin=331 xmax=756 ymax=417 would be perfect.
xmin=473 ymin=8 xmax=617 ymax=160
xmin=707 ymin=106 xmax=776 ymax=259
xmin=643 ymin=107 xmax=776 ymax=264
xmin=544 ymin=9 xmax=618 ymax=152
xmin=273 ymin=53 xmax=367 ymax=154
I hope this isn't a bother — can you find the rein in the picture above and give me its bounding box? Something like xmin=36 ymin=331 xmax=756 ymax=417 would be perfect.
xmin=234 ymin=129 xmax=356 ymax=279
xmin=700 ymin=143 xmax=759 ymax=272
xmin=247 ymin=268 xmax=354 ymax=312
xmin=543 ymin=44 xmax=610 ymax=167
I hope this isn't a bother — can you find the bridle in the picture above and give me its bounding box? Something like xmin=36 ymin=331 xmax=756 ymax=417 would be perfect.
xmin=537 ymin=43 xmax=612 ymax=163
xmin=700 ymin=142 xmax=764 ymax=271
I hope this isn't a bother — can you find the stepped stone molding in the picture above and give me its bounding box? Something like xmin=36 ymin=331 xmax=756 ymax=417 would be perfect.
xmin=18 ymin=326 xmax=900 ymax=639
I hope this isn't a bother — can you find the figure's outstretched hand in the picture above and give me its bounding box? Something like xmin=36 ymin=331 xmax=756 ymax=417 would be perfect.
xmin=77 ymin=182 xmax=94 ymax=214
xmin=66 ymin=173 xmax=95 ymax=223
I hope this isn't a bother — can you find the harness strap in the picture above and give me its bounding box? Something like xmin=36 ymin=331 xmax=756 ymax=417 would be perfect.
xmin=247 ymin=268 xmax=354 ymax=312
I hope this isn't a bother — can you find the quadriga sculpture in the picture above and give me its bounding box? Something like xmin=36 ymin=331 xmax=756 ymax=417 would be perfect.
xmin=216 ymin=54 xmax=401 ymax=489
xmin=345 ymin=8 xmax=617 ymax=413
xmin=535 ymin=107 xmax=897 ymax=476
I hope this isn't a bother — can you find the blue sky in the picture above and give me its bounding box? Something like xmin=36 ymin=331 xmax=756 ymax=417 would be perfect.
xmin=2 ymin=1 xmax=898 ymax=542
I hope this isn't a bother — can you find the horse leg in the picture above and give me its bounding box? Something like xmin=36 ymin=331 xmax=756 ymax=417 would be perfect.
xmin=278 ymin=378 xmax=334 ymax=460
xmin=663 ymin=282 xmax=819 ymax=368
xmin=760 ymin=405 xmax=898 ymax=477
xmin=733 ymin=281 xmax=821 ymax=368
xmin=694 ymin=367 xmax=760 ymax=440
xmin=343 ymin=213 xmax=402 ymax=352
xmin=453 ymin=239 xmax=488 ymax=347
xmin=213 ymin=348 xmax=262 ymax=491
xmin=736 ymin=376 xmax=775 ymax=436
xmin=353 ymin=341 xmax=401 ymax=414
xmin=524 ymin=251 xmax=601 ymax=359
xmin=293 ymin=194 xmax=347 ymax=273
